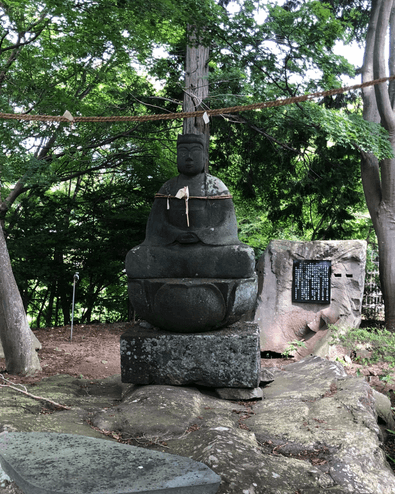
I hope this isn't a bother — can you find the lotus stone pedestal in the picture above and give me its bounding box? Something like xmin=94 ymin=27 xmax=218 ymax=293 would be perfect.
xmin=128 ymin=277 xmax=257 ymax=333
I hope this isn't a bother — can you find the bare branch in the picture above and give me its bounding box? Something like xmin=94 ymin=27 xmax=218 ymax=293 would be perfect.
xmin=148 ymin=96 xmax=182 ymax=106
xmin=0 ymin=374 xmax=71 ymax=410
xmin=131 ymin=95 xmax=181 ymax=113
xmin=223 ymin=113 xmax=300 ymax=153
xmin=0 ymin=29 xmax=8 ymax=50
xmin=0 ymin=14 xmax=49 ymax=54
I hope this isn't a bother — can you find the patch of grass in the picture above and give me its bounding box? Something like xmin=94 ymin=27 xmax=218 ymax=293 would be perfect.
xmin=330 ymin=325 xmax=395 ymax=383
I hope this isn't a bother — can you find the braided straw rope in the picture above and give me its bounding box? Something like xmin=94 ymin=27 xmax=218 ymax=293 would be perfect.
xmin=1 ymin=75 xmax=394 ymax=124
xmin=155 ymin=193 xmax=233 ymax=200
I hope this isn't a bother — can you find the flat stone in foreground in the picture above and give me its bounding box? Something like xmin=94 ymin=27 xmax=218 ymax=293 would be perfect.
xmin=120 ymin=322 xmax=260 ymax=388
xmin=0 ymin=432 xmax=221 ymax=494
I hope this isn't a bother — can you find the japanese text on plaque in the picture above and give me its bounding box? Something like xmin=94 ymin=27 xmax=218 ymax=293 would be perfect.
xmin=292 ymin=260 xmax=331 ymax=304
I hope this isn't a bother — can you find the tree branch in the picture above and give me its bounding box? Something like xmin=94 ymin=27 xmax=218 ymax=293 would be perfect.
xmin=0 ymin=180 xmax=29 ymax=217
xmin=361 ymin=0 xmax=382 ymax=219
xmin=361 ymin=151 xmax=382 ymax=231
xmin=362 ymin=0 xmax=381 ymax=124
xmin=223 ymin=113 xmax=300 ymax=153
xmin=388 ymin=5 xmax=395 ymax=106
xmin=374 ymin=0 xmax=395 ymax=134
xmin=0 ymin=374 xmax=71 ymax=410
xmin=0 ymin=14 xmax=50 ymax=87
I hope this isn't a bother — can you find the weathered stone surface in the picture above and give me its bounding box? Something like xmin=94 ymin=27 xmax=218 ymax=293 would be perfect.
xmin=0 ymin=375 xmax=130 ymax=440
xmin=1 ymin=358 xmax=394 ymax=494
xmin=0 ymin=432 xmax=221 ymax=494
xmin=254 ymin=240 xmax=367 ymax=357
xmin=0 ymin=449 xmax=12 ymax=488
xmin=125 ymin=133 xmax=257 ymax=333
xmin=96 ymin=356 xmax=395 ymax=493
xmin=120 ymin=322 xmax=261 ymax=388
xmin=250 ymin=356 xmax=394 ymax=493
xmin=373 ymin=388 xmax=395 ymax=432
xmin=215 ymin=387 xmax=263 ymax=400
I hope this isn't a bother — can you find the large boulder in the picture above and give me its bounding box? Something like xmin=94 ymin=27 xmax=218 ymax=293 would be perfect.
xmin=1 ymin=358 xmax=394 ymax=493
xmin=91 ymin=356 xmax=395 ymax=494
xmin=254 ymin=240 xmax=367 ymax=358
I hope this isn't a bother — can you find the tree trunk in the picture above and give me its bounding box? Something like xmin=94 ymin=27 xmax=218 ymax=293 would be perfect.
xmin=362 ymin=0 xmax=395 ymax=330
xmin=0 ymin=225 xmax=41 ymax=374
xmin=45 ymin=280 xmax=56 ymax=327
xmin=183 ymin=26 xmax=210 ymax=172
xmin=36 ymin=288 xmax=49 ymax=329
xmin=376 ymin=209 xmax=395 ymax=329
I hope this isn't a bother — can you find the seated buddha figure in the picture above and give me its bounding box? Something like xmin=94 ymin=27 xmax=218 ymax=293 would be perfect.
xmin=125 ymin=133 xmax=257 ymax=332
xmin=126 ymin=133 xmax=255 ymax=279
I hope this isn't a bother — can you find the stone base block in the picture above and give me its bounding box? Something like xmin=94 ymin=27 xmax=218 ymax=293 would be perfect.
xmin=120 ymin=322 xmax=260 ymax=388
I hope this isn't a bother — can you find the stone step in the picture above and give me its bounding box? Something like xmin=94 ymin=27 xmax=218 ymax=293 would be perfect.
xmin=0 ymin=432 xmax=221 ymax=494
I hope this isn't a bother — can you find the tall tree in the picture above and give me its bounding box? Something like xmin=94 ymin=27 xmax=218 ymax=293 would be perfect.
xmin=361 ymin=0 xmax=395 ymax=330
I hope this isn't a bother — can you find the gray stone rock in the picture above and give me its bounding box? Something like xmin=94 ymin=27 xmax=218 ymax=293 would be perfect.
xmin=260 ymin=366 xmax=286 ymax=383
xmin=120 ymin=321 xmax=260 ymax=388
xmin=254 ymin=240 xmax=367 ymax=357
xmin=0 ymin=358 xmax=394 ymax=494
xmin=373 ymin=388 xmax=395 ymax=433
xmin=0 ymin=449 xmax=12 ymax=488
xmin=260 ymin=367 xmax=274 ymax=382
xmin=215 ymin=387 xmax=263 ymax=400
xmin=0 ymin=432 xmax=221 ymax=494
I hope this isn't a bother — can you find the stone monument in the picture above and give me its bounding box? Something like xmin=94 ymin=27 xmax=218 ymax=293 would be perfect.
xmin=254 ymin=239 xmax=367 ymax=359
xmin=121 ymin=134 xmax=260 ymax=388
xmin=125 ymin=133 xmax=257 ymax=332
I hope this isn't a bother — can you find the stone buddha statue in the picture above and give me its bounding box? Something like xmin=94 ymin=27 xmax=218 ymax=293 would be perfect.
xmin=125 ymin=134 xmax=257 ymax=332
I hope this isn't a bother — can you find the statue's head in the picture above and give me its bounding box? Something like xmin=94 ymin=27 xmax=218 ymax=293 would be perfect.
xmin=177 ymin=134 xmax=205 ymax=176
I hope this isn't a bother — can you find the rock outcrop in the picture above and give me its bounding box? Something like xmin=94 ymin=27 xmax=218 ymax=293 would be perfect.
xmin=0 ymin=357 xmax=394 ymax=494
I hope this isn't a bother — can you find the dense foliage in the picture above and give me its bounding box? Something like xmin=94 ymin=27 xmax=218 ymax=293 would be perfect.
xmin=0 ymin=0 xmax=383 ymax=326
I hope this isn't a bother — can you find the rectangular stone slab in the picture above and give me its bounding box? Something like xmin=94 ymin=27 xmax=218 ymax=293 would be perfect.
xmin=120 ymin=322 xmax=260 ymax=388
xmin=0 ymin=432 xmax=221 ymax=494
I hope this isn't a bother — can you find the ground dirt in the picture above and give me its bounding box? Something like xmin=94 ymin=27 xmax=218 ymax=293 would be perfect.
xmin=1 ymin=321 xmax=395 ymax=472
xmin=0 ymin=322 xmax=131 ymax=385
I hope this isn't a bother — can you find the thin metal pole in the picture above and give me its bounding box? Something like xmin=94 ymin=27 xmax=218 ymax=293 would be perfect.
xmin=70 ymin=272 xmax=79 ymax=342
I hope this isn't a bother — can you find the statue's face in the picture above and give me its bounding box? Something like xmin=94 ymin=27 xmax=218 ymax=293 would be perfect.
xmin=177 ymin=142 xmax=204 ymax=176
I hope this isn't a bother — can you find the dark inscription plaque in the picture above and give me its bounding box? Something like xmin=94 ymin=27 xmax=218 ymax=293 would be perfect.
xmin=292 ymin=260 xmax=331 ymax=304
